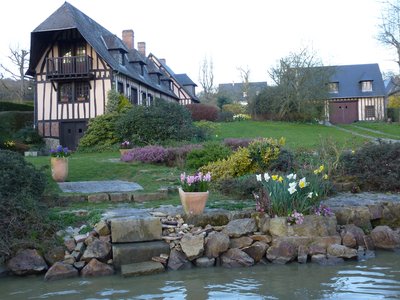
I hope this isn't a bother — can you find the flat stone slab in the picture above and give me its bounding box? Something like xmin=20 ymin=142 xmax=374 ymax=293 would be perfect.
xmin=121 ymin=261 xmax=165 ymax=277
xmin=113 ymin=241 xmax=170 ymax=269
xmin=111 ymin=216 xmax=162 ymax=243
xmin=58 ymin=180 xmax=143 ymax=193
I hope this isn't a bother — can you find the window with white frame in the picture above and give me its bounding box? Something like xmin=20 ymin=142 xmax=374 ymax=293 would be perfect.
xmin=328 ymin=82 xmax=339 ymax=93
xmin=361 ymin=81 xmax=373 ymax=92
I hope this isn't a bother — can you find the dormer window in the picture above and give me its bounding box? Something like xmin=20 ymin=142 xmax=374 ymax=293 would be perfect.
xmin=361 ymin=80 xmax=373 ymax=92
xmin=328 ymin=82 xmax=339 ymax=93
xmin=111 ymin=50 xmax=124 ymax=65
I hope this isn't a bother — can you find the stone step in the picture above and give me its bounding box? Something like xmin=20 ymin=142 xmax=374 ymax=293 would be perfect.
xmin=121 ymin=261 xmax=165 ymax=277
xmin=113 ymin=241 xmax=170 ymax=269
xmin=111 ymin=216 xmax=162 ymax=243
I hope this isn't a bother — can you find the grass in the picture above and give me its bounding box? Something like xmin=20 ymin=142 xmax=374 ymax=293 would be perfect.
xmin=343 ymin=122 xmax=400 ymax=139
xmin=215 ymin=120 xmax=368 ymax=150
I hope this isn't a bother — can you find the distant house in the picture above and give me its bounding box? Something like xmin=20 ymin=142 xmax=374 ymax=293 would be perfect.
xmin=218 ymin=82 xmax=268 ymax=104
xmin=26 ymin=2 xmax=198 ymax=150
xmin=325 ymin=63 xmax=386 ymax=124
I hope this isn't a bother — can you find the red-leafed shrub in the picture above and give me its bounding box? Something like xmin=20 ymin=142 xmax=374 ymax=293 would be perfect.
xmin=186 ymin=104 xmax=219 ymax=122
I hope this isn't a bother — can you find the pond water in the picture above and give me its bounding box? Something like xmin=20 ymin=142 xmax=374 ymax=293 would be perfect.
xmin=1 ymin=251 xmax=400 ymax=300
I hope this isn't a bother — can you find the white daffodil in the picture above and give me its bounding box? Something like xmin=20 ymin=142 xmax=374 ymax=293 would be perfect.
xmin=286 ymin=173 xmax=297 ymax=180
xmin=289 ymin=181 xmax=297 ymax=189
xmin=307 ymin=192 xmax=313 ymax=198
xmin=256 ymin=174 xmax=262 ymax=182
xmin=288 ymin=186 xmax=297 ymax=194
xmin=299 ymin=177 xmax=308 ymax=189
xmin=264 ymin=172 xmax=270 ymax=182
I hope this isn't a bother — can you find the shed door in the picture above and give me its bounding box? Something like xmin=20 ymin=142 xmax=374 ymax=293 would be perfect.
xmin=329 ymin=101 xmax=358 ymax=124
xmin=60 ymin=121 xmax=87 ymax=151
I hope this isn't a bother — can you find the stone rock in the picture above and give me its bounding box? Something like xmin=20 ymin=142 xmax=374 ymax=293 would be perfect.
xmin=250 ymin=234 xmax=272 ymax=244
xmin=266 ymin=240 xmax=297 ymax=264
xmin=269 ymin=216 xmax=337 ymax=238
xmin=95 ymin=220 xmax=111 ymax=236
xmin=44 ymin=262 xmax=78 ymax=281
xmin=133 ymin=192 xmax=167 ymax=202
xmin=180 ymin=233 xmax=204 ymax=260
xmin=81 ymin=258 xmax=114 ymax=277
xmin=342 ymin=224 xmax=366 ymax=248
xmin=327 ymin=244 xmax=357 ymax=259
xmin=195 ymin=257 xmax=215 ymax=268
xmin=243 ymin=241 xmax=268 ymax=263
xmin=121 ymin=261 xmax=165 ymax=277
xmin=223 ymin=218 xmax=257 ymax=238
xmin=63 ymin=254 xmax=75 ymax=265
xmin=74 ymin=242 xmax=85 ymax=253
xmin=332 ymin=206 xmax=372 ymax=230
xmin=109 ymin=193 xmax=132 ymax=202
xmin=111 ymin=216 xmax=162 ymax=243
xmin=380 ymin=202 xmax=400 ymax=227
xmin=84 ymin=235 xmax=96 ymax=246
xmin=184 ymin=212 xmax=230 ymax=227
xmin=81 ymin=239 xmax=111 ymax=262
xmin=7 ymin=249 xmax=48 ymax=275
xmin=167 ymin=249 xmax=192 ymax=270
xmin=64 ymin=238 xmax=76 ymax=252
xmin=220 ymin=248 xmax=254 ymax=268
xmin=229 ymin=236 xmax=253 ymax=249
xmin=297 ymin=245 xmax=309 ymax=264
xmin=99 ymin=235 xmax=111 ymax=243
xmin=73 ymin=261 xmax=86 ymax=270
xmin=371 ymin=225 xmax=400 ymax=250
xmin=310 ymin=236 xmax=342 ymax=250
xmin=44 ymin=246 xmax=65 ymax=266
xmin=74 ymin=234 xmax=88 ymax=243
xmin=252 ymin=212 xmax=270 ymax=233
xmin=205 ymin=231 xmax=230 ymax=258
xmin=88 ymin=193 xmax=109 ymax=203
xmin=363 ymin=235 xmax=375 ymax=250
xmin=357 ymin=247 xmax=376 ymax=261
xmin=341 ymin=231 xmax=357 ymax=248
xmin=113 ymin=241 xmax=170 ymax=269
xmin=311 ymin=254 xmax=344 ymax=266
xmin=368 ymin=204 xmax=383 ymax=220
xmin=71 ymin=251 xmax=82 ymax=261
xmin=308 ymin=244 xmax=326 ymax=255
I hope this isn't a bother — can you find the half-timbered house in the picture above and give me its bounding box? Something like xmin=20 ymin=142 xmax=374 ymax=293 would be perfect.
xmin=325 ymin=64 xmax=385 ymax=124
xmin=26 ymin=2 xmax=198 ymax=150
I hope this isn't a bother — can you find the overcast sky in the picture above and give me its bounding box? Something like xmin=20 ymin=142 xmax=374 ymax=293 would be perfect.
xmin=0 ymin=0 xmax=397 ymax=89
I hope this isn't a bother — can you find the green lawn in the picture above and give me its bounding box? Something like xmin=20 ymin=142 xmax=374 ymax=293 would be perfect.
xmin=216 ymin=120 xmax=368 ymax=150
xmin=343 ymin=122 xmax=400 ymax=139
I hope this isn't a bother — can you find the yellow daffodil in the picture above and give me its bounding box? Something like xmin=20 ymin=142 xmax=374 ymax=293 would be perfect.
xmin=313 ymin=169 xmax=319 ymax=175
xmin=323 ymin=174 xmax=328 ymax=180
xmin=319 ymin=165 xmax=324 ymax=172
xmin=271 ymin=175 xmax=279 ymax=181
xmin=278 ymin=176 xmax=283 ymax=182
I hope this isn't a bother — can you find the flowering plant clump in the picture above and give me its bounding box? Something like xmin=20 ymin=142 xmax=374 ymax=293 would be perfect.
xmin=233 ymin=114 xmax=252 ymax=121
xmin=287 ymin=210 xmax=305 ymax=225
xmin=120 ymin=140 xmax=132 ymax=149
xmin=255 ymin=166 xmax=333 ymax=217
xmin=180 ymin=172 xmax=211 ymax=192
xmin=50 ymin=145 xmax=70 ymax=158
xmin=3 ymin=140 xmax=15 ymax=149
xmin=314 ymin=203 xmax=334 ymax=217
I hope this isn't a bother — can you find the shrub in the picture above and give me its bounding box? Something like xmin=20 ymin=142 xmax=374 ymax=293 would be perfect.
xmin=78 ymin=112 xmax=120 ymax=151
xmin=194 ymin=121 xmax=220 ymax=140
xmin=186 ymin=103 xmax=219 ymax=121
xmin=217 ymin=175 xmax=262 ymax=199
xmin=0 ymin=111 xmax=33 ymax=140
xmin=121 ymin=145 xmax=168 ymax=163
xmin=339 ymin=141 xmax=400 ymax=191
xmin=165 ymin=144 xmax=203 ymax=167
xmin=223 ymin=138 xmax=254 ymax=150
xmin=247 ymin=137 xmax=285 ymax=171
xmin=222 ymin=103 xmax=247 ymax=115
xmin=105 ymin=90 xmax=132 ymax=114
xmin=233 ymin=114 xmax=252 ymax=121
xmin=0 ymin=150 xmax=50 ymax=257
xmin=269 ymin=148 xmax=296 ymax=173
xmin=13 ymin=126 xmax=44 ymax=146
xmin=186 ymin=142 xmax=232 ymax=169
xmin=199 ymin=147 xmax=256 ymax=180
xmin=0 ymin=101 xmax=33 ymax=112
xmin=217 ymin=111 xmax=234 ymax=122
xmin=116 ymin=101 xmax=196 ymax=145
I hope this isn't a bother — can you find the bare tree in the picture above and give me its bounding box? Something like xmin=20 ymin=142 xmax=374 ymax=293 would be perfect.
xmin=0 ymin=46 xmax=30 ymax=102
xmin=198 ymin=56 xmax=215 ymax=102
xmin=377 ymin=0 xmax=400 ymax=71
xmin=237 ymin=66 xmax=250 ymax=103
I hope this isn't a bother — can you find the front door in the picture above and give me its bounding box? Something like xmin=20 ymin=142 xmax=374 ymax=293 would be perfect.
xmin=60 ymin=121 xmax=87 ymax=151
xmin=329 ymin=101 xmax=358 ymax=124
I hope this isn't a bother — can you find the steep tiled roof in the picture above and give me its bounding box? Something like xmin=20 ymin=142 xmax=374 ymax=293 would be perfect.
xmin=218 ymin=82 xmax=268 ymax=101
xmin=27 ymin=2 xmax=177 ymax=99
xmin=327 ymin=64 xmax=385 ymax=98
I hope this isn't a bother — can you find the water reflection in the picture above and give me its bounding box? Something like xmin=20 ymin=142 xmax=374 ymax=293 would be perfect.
xmin=0 ymin=251 xmax=399 ymax=300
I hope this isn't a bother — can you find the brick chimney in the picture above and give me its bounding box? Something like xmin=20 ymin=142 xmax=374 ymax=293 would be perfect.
xmin=159 ymin=58 xmax=166 ymax=65
xmin=122 ymin=29 xmax=134 ymax=50
xmin=138 ymin=42 xmax=146 ymax=56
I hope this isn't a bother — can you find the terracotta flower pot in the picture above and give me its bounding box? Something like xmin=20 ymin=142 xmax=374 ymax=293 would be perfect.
xmin=178 ymin=188 xmax=209 ymax=215
xmin=51 ymin=157 xmax=69 ymax=182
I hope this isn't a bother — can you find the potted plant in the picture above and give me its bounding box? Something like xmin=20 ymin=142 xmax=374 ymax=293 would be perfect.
xmin=179 ymin=172 xmax=211 ymax=215
xmin=119 ymin=140 xmax=132 ymax=156
xmin=50 ymin=145 xmax=70 ymax=182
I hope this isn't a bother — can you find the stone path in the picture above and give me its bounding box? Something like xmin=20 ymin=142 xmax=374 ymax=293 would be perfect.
xmin=332 ymin=125 xmax=400 ymax=143
xmin=58 ymin=180 xmax=143 ymax=194
xmin=323 ymin=192 xmax=400 ymax=207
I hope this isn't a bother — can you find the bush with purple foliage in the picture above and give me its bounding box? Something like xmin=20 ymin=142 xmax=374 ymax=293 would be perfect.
xmin=121 ymin=146 xmax=168 ymax=163
xmin=223 ymin=138 xmax=254 ymax=150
